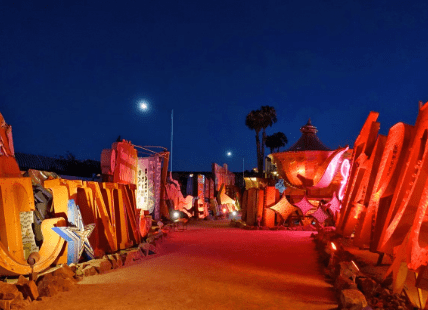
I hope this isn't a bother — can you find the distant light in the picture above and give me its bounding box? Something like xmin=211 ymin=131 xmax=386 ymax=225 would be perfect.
xmin=227 ymin=151 xmax=232 ymax=157
xmin=223 ymin=208 xmax=226 ymax=213
xmin=173 ymin=211 xmax=179 ymax=219
xmin=189 ymin=174 xmax=193 ymax=177
xmin=331 ymin=242 xmax=337 ymax=251
xmin=139 ymin=101 xmax=149 ymax=111
xmin=232 ymin=211 xmax=237 ymax=216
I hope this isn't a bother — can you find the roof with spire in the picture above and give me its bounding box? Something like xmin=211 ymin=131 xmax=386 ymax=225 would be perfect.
xmin=286 ymin=118 xmax=332 ymax=151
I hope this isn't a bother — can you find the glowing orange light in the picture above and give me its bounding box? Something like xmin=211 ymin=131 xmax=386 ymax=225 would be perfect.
xmin=223 ymin=208 xmax=226 ymax=213
xmin=331 ymin=242 xmax=337 ymax=251
xmin=351 ymin=260 xmax=359 ymax=272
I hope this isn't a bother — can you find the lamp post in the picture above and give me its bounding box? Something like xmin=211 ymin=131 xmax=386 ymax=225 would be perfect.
xmin=226 ymin=151 xmax=232 ymax=180
xmin=170 ymin=109 xmax=173 ymax=173
xmin=243 ymin=157 xmax=244 ymax=183
xmin=138 ymin=101 xmax=173 ymax=173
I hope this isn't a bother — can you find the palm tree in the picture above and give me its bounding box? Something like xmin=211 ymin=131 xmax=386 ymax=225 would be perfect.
xmin=266 ymin=132 xmax=288 ymax=153
xmin=245 ymin=109 xmax=264 ymax=176
xmin=260 ymin=106 xmax=277 ymax=173
xmin=245 ymin=106 xmax=277 ymax=176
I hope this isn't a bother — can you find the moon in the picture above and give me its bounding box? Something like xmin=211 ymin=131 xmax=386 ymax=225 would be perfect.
xmin=139 ymin=101 xmax=148 ymax=111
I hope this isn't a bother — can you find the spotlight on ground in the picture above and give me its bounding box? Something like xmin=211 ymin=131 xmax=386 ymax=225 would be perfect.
xmin=173 ymin=211 xmax=180 ymax=219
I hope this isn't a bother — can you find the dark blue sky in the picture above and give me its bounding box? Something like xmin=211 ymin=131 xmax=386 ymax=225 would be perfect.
xmin=1 ymin=1 xmax=428 ymax=172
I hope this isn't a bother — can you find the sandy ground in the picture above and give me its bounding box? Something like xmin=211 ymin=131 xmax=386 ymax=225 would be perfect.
xmin=26 ymin=220 xmax=337 ymax=310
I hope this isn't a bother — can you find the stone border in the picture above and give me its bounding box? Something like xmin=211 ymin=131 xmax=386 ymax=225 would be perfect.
xmin=312 ymin=228 xmax=412 ymax=310
xmin=230 ymin=219 xmax=318 ymax=231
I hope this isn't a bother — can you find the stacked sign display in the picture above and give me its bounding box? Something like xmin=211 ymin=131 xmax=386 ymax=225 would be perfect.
xmin=137 ymin=155 xmax=161 ymax=214
xmin=212 ymin=163 xmax=235 ymax=191
xmin=0 ymin=112 xmax=174 ymax=275
xmin=337 ymin=103 xmax=428 ymax=304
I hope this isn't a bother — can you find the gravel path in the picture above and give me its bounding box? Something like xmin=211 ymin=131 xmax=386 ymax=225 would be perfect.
xmin=26 ymin=220 xmax=337 ymax=310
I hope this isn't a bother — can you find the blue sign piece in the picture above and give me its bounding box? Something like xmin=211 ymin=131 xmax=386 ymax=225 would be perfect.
xmin=275 ymin=179 xmax=286 ymax=194
xmin=52 ymin=199 xmax=95 ymax=264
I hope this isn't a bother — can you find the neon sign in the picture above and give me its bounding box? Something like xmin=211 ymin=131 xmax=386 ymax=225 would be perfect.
xmin=338 ymin=159 xmax=350 ymax=201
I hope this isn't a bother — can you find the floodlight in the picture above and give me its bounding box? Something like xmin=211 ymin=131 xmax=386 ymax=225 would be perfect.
xmin=173 ymin=211 xmax=180 ymax=219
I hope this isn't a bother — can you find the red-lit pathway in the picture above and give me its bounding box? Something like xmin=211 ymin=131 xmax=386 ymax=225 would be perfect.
xmin=27 ymin=220 xmax=337 ymax=310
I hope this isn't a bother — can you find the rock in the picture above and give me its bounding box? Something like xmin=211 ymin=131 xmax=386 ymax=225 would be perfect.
xmin=68 ymin=263 xmax=77 ymax=273
xmin=381 ymin=276 xmax=393 ymax=289
xmin=236 ymin=221 xmax=246 ymax=229
xmin=340 ymin=289 xmax=368 ymax=310
xmin=74 ymin=264 xmax=84 ymax=277
xmin=120 ymin=253 xmax=128 ymax=264
xmin=25 ymin=281 xmax=38 ymax=301
xmin=302 ymin=224 xmax=317 ymax=231
xmin=82 ymin=266 xmax=98 ymax=277
xmin=52 ymin=265 xmax=75 ymax=279
xmin=324 ymin=267 xmax=335 ymax=279
xmin=124 ymin=251 xmax=144 ymax=266
xmin=15 ymin=279 xmax=39 ymax=301
xmin=337 ymin=261 xmax=358 ymax=279
xmin=0 ymin=282 xmax=22 ymax=300
xmin=15 ymin=276 xmax=28 ymax=286
xmin=373 ymin=286 xmax=390 ymax=298
xmin=106 ymin=255 xmax=120 ymax=269
xmin=337 ymin=251 xmax=355 ymax=262
xmin=37 ymin=273 xmax=75 ymax=297
xmin=10 ymin=297 xmax=30 ymax=310
xmin=0 ymin=300 xmax=11 ymax=310
xmin=356 ymin=277 xmax=379 ymax=297
xmin=374 ymin=301 xmax=383 ymax=308
xmin=147 ymin=230 xmax=163 ymax=243
xmin=323 ymin=226 xmax=336 ymax=232
xmin=139 ymin=243 xmax=157 ymax=256
xmin=334 ymin=275 xmax=357 ymax=291
xmin=37 ymin=282 xmax=58 ymax=297
xmin=115 ymin=255 xmax=124 ymax=268
xmin=86 ymin=259 xmax=112 ymax=274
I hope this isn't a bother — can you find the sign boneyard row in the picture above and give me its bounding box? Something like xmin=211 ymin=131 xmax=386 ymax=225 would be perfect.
xmin=0 ymin=112 xmax=170 ymax=276
xmin=337 ymin=102 xmax=428 ymax=304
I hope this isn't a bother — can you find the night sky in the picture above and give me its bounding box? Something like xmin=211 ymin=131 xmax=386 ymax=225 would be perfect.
xmin=2 ymin=1 xmax=428 ymax=172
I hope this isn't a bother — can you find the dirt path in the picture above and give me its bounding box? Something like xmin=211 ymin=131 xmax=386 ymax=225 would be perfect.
xmin=26 ymin=220 xmax=337 ymax=310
